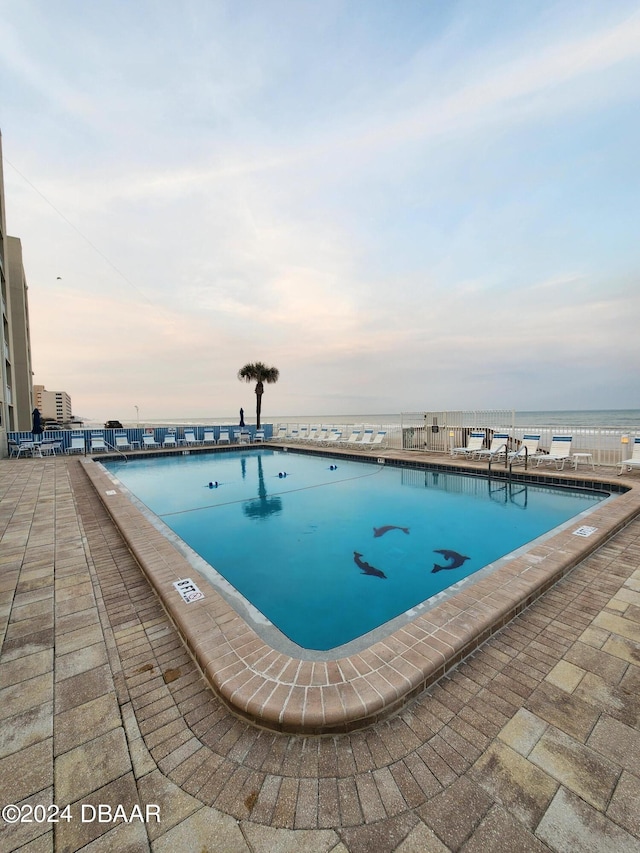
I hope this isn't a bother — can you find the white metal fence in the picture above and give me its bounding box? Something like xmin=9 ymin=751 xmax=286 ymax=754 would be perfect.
xmin=400 ymin=411 xmax=638 ymax=468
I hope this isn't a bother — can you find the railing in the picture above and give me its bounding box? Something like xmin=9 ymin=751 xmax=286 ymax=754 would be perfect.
xmin=399 ymin=412 xmax=640 ymax=468
xmin=6 ymin=423 xmax=274 ymax=456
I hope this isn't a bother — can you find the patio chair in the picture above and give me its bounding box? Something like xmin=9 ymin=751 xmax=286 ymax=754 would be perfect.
xmin=535 ymin=436 xmax=573 ymax=470
xmin=39 ymin=441 xmax=63 ymax=456
xmin=297 ymin=426 xmax=310 ymax=441
xmin=508 ymin=435 xmax=541 ymax=465
xmin=324 ymin=429 xmax=342 ymax=445
xmin=90 ymin=433 xmax=108 ymax=453
xmin=184 ymin=429 xmax=201 ymax=446
xmin=217 ymin=430 xmax=230 ymax=445
xmin=344 ymin=430 xmax=362 ymax=445
xmin=370 ymin=431 xmax=387 ymax=448
xmin=142 ymin=434 xmax=160 ymax=449
xmin=356 ymin=429 xmax=375 ymax=447
xmin=115 ymin=434 xmax=132 ymax=451
xmin=451 ymin=432 xmax=485 ymax=458
xmin=254 ymin=429 xmax=266 ymax=443
xmin=202 ymin=429 xmax=216 ymax=445
xmin=618 ymin=437 xmax=640 ymax=475
xmin=312 ymin=428 xmax=329 ymax=443
xmin=163 ymin=433 xmax=177 ymax=448
xmin=475 ymin=433 xmax=510 ymax=461
xmin=66 ymin=434 xmax=86 ymax=454
xmin=273 ymin=426 xmax=287 ymax=441
xmin=305 ymin=427 xmax=319 ymax=442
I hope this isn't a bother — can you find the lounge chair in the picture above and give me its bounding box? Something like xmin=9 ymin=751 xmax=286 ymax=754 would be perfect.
xmin=254 ymin=429 xmax=265 ymax=443
xmin=312 ymin=428 xmax=329 ymax=443
xmin=306 ymin=427 xmax=319 ymax=442
xmin=142 ymin=434 xmax=160 ymax=449
xmin=66 ymin=434 xmax=85 ymax=454
xmin=163 ymin=433 xmax=177 ymax=448
xmin=356 ymin=429 xmax=375 ymax=447
xmin=451 ymin=432 xmax=485 ymax=458
xmin=344 ymin=430 xmax=362 ymax=445
xmin=273 ymin=426 xmax=287 ymax=441
xmin=217 ymin=430 xmax=230 ymax=445
xmin=115 ymin=434 xmax=132 ymax=451
xmin=370 ymin=431 xmax=387 ymax=448
xmin=184 ymin=429 xmax=201 ymax=446
xmin=297 ymin=426 xmax=310 ymax=441
xmin=203 ymin=429 xmax=216 ymax=445
xmin=535 ymin=436 xmax=573 ymax=470
xmin=90 ymin=433 xmax=108 ymax=453
xmin=618 ymin=437 xmax=640 ymax=475
xmin=476 ymin=433 xmax=510 ymax=461
xmin=508 ymin=434 xmax=541 ymax=465
xmin=324 ymin=429 xmax=342 ymax=445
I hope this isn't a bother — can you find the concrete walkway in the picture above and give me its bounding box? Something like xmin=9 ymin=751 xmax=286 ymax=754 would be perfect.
xmin=1 ymin=456 xmax=639 ymax=852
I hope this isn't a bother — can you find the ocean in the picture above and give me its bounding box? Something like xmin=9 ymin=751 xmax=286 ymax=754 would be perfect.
xmin=112 ymin=409 xmax=640 ymax=430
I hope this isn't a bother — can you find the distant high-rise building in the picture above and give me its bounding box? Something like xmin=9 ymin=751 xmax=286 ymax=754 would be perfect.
xmin=33 ymin=385 xmax=73 ymax=424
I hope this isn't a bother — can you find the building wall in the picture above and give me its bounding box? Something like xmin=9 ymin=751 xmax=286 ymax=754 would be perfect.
xmin=0 ymin=130 xmax=12 ymax=450
xmin=0 ymin=130 xmax=36 ymax=455
xmin=7 ymin=237 xmax=33 ymax=430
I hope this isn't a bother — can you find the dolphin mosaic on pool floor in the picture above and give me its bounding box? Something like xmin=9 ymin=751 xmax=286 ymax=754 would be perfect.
xmin=1 ymin=455 xmax=640 ymax=852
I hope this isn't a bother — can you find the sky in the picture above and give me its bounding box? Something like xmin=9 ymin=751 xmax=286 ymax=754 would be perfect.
xmin=1 ymin=0 xmax=639 ymax=422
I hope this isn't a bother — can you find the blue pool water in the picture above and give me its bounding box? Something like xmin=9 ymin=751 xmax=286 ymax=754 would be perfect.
xmin=103 ymin=450 xmax=607 ymax=650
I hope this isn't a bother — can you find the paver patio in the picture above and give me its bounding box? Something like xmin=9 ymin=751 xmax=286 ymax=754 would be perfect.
xmin=1 ymin=454 xmax=639 ymax=852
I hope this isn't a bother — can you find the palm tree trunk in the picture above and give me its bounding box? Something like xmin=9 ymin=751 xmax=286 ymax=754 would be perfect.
xmin=255 ymin=389 xmax=263 ymax=429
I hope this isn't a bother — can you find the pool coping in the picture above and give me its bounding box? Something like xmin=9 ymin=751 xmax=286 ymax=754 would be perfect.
xmin=79 ymin=446 xmax=640 ymax=734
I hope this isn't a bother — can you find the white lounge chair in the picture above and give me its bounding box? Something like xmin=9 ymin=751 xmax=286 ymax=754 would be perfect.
xmin=273 ymin=426 xmax=287 ymax=441
xmin=370 ymin=431 xmax=387 ymax=448
xmin=297 ymin=426 xmax=310 ymax=441
xmin=217 ymin=430 xmax=230 ymax=445
xmin=618 ymin=437 xmax=640 ymax=475
xmin=306 ymin=427 xmax=319 ymax=442
xmin=163 ymin=433 xmax=177 ymax=448
xmin=254 ymin=429 xmax=265 ymax=443
xmin=324 ymin=429 xmax=342 ymax=445
xmin=508 ymin=434 xmax=541 ymax=465
xmin=356 ymin=429 xmax=375 ymax=447
xmin=66 ymin=434 xmax=85 ymax=454
xmin=203 ymin=429 xmax=216 ymax=445
xmin=142 ymin=434 xmax=160 ymax=449
xmin=312 ymin=428 xmax=329 ymax=443
xmin=90 ymin=433 xmax=108 ymax=453
xmin=115 ymin=434 xmax=132 ymax=451
xmin=451 ymin=432 xmax=485 ymax=458
xmin=476 ymin=433 xmax=510 ymax=461
xmin=344 ymin=430 xmax=362 ymax=445
xmin=536 ymin=436 xmax=573 ymax=470
xmin=184 ymin=429 xmax=201 ymax=446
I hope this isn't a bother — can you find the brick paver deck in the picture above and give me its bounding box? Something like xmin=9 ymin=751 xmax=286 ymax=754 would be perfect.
xmin=1 ymin=454 xmax=640 ymax=852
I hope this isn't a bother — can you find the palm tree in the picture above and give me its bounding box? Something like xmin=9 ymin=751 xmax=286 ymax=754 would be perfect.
xmin=237 ymin=361 xmax=279 ymax=429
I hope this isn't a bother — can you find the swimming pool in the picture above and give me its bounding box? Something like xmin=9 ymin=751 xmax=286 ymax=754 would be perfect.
xmin=103 ymin=449 xmax=608 ymax=651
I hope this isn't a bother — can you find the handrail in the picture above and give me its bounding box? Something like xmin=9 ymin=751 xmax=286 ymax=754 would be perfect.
xmin=487 ymin=444 xmax=508 ymax=476
xmin=508 ymin=444 xmax=528 ymax=477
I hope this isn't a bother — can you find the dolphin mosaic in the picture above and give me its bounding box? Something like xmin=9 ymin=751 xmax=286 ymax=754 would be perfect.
xmin=373 ymin=525 xmax=410 ymax=538
xmin=354 ymin=551 xmax=387 ymax=579
xmin=432 ymin=549 xmax=470 ymax=573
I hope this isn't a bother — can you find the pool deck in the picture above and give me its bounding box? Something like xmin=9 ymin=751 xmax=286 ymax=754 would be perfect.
xmin=2 ymin=450 xmax=640 ymax=851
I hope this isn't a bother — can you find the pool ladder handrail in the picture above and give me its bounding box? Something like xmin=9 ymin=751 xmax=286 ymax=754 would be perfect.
xmin=487 ymin=442 xmax=529 ymax=479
